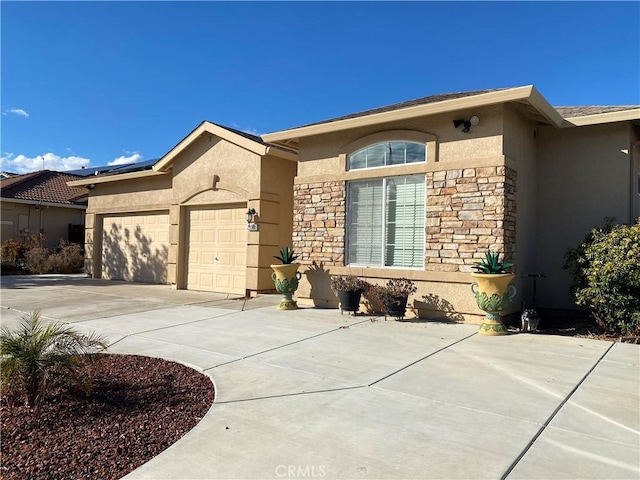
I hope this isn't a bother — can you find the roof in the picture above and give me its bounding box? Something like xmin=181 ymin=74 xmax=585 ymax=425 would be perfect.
xmin=67 ymin=166 xmax=116 ymax=176
xmin=555 ymin=105 xmax=639 ymax=117
xmin=1 ymin=170 xmax=89 ymax=206
xmin=263 ymin=85 xmax=640 ymax=149
xmin=297 ymin=87 xmax=513 ymax=129
xmin=100 ymin=159 xmax=158 ymax=176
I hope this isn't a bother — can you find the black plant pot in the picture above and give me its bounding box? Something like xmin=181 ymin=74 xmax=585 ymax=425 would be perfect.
xmin=384 ymin=296 xmax=408 ymax=319
xmin=337 ymin=290 xmax=362 ymax=314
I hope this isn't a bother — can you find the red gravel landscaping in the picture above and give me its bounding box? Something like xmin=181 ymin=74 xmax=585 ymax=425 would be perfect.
xmin=0 ymin=354 xmax=215 ymax=480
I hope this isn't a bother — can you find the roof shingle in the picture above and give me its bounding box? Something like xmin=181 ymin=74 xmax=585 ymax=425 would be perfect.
xmin=555 ymin=105 xmax=640 ymax=117
xmin=0 ymin=170 xmax=89 ymax=205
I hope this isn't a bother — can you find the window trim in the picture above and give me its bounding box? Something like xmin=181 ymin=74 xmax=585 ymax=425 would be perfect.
xmin=346 ymin=174 xmax=426 ymax=269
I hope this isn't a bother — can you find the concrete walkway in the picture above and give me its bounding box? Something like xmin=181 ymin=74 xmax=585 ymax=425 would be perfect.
xmin=1 ymin=275 xmax=638 ymax=479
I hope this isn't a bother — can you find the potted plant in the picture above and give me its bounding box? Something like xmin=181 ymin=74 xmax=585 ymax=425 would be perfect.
xmin=470 ymin=251 xmax=517 ymax=335
xmin=270 ymin=247 xmax=301 ymax=310
xmin=380 ymin=278 xmax=417 ymax=320
xmin=330 ymin=275 xmax=367 ymax=315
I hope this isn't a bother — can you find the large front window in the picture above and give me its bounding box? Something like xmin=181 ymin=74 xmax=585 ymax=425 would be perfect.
xmin=347 ymin=174 xmax=425 ymax=268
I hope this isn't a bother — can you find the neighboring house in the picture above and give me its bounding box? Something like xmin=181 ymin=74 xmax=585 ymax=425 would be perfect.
xmin=263 ymin=85 xmax=640 ymax=319
xmin=69 ymin=85 xmax=639 ymax=320
xmin=68 ymin=122 xmax=297 ymax=293
xmin=1 ymin=170 xmax=89 ymax=248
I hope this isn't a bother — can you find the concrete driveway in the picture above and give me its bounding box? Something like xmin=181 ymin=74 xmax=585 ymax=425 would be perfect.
xmin=1 ymin=275 xmax=638 ymax=479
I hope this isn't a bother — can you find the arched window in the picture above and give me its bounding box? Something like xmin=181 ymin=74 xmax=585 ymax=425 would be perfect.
xmin=347 ymin=141 xmax=426 ymax=170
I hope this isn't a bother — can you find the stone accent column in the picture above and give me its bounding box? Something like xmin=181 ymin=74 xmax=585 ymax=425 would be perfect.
xmin=425 ymin=166 xmax=517 ymax=272
xmin=293 ymin=181 xmax=345 ymax=265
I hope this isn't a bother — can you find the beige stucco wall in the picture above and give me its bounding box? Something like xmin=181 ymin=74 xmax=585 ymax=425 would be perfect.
xmin=297 ymin=105 xmax=504 ymax=174
xmin=86 ymin=175 xmax=173 ymax=213
xmin=248 ymin=154 xmax=297 ymax=290
xmin=0 ymin=200 xmax=85 ymax=249
xmin=503 ymin=104 xmax=538 ymax=311
xmin=172 ymin=135 xmax=262 ymax=204
xmin=536 ymin=122 xmax=635 ymax=310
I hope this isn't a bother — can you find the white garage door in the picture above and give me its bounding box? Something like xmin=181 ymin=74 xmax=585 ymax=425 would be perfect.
xmin=101 ymin=212 xmax=170 ymax=284
xmin=186 ymin=206 xmax=247 ymax=294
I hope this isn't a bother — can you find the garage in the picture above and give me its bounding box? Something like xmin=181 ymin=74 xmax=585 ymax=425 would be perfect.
xmin=101 ymin=212 xmax=170 ymax=283
xmin=186 ymin=205 xmax=247 ymax=295
xmin=71 ymin=121 xmax=297 ymax=294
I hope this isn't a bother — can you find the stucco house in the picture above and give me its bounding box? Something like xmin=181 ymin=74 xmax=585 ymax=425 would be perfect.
xmin=70 ymin=85 xmax=638 ymax=321
xmin=1 ymin=170 xmax=88 ymax=247
xmin=263 ymin=85 xmax=639 ymax=320
xmin=69 ymin=122 xmax=297 ymax=293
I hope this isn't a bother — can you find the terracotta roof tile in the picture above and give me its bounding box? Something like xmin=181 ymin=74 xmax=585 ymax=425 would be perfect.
xmin=0 ymin=170 xmax=89 ymax=205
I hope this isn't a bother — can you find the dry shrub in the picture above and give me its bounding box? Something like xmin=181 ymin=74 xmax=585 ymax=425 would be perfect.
xmin=25 ymin=247 xmax=51 ymax=274
xmin=48 ymin=241 xmax=84 ymax=273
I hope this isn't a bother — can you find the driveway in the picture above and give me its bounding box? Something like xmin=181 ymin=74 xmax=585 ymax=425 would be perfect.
xmin=1 ymin=275 xmax=638 ymax=479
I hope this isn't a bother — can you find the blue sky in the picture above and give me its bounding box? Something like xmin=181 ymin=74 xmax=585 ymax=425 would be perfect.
xmin=2 ymin=1 xmax=639 ymax=174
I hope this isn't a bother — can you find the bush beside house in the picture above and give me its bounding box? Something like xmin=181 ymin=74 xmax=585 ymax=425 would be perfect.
xmin=564 ymin=219 xmax=640 ymax=335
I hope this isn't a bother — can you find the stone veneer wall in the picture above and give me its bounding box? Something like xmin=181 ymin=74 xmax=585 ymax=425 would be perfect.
xmin=293 ymin=167 xmax=516 ymax=271
xmin=293 ymin=181 xmax=346 ymax=265
xmin=426 ymin=166 xmax=517 ymax=272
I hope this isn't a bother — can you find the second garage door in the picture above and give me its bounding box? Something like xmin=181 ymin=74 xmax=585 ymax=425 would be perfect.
xmin=186 ymin=206 xmax=247 ymax=294
xmin=101 ymin=212 xmax=170 ymax=283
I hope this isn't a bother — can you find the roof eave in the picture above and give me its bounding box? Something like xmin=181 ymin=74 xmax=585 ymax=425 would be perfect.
xmin=67 ymin=169 xmax=169 ymax=187
xmin=562 ymin=109 xmax=640 ymax=127
xmin=0 ymin=197 xmax=87 ymax=210
xmin=262 ymin=85 xmax=564 ymax=149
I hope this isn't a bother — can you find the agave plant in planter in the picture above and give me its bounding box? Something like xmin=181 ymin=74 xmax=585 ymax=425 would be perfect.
xmin=471 ymin=251 xmax=517 ymax=335
xmin=270 ymin=247 xmax=301 ymax=310
xmin=380 ymin=278 xmax=417 ymax=320
xmin=330 ymin=275 xmax=367 ymax=315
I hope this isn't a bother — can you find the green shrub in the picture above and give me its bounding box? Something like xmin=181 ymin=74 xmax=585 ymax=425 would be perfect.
xmin=564 ymin=219 xmax=640 ymax=335
xmin=1 ymin=310 xmax=107 ymax=406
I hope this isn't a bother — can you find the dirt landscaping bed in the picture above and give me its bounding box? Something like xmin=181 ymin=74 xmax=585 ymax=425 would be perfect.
xmin=0 ymin=354 xmax=215 ymax=480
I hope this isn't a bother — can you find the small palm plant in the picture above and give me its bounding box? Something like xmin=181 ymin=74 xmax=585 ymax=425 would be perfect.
xmin=0 ymin=310 xmax=107 ymax=406
xmin=273 ymin=246 xmax=299 ymax=264
xmin=473 ymin=251 xmax=514 ymax=274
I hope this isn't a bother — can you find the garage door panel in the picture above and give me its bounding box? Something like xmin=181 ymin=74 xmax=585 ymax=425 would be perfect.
xmin=101 ymin=213 xmax=169 ymax=284
xmin=186 ymin=206 xmax=246 ymax=295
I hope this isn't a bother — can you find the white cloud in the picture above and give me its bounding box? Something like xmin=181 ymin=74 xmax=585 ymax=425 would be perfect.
xmin=230 ymin=122 xmax=261 ymax=137
xmin=0 ymin=152 xmax=90 ymax=174
xmin=4 ymin=108 xmax=30 ymax=118
xmin=108 ymin=152 xmax=142 ymax=166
